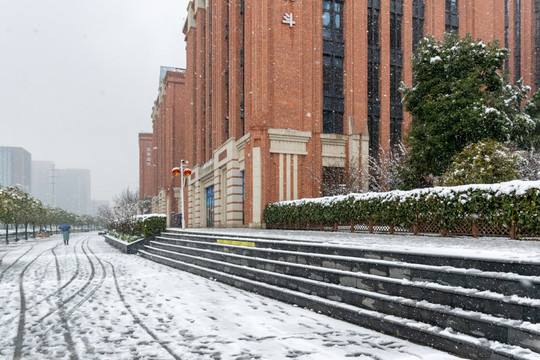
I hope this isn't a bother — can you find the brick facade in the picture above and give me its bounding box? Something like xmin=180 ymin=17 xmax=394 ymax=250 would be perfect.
xmin=141 ymin=0 xmax=540 ymax=228
xmin=138 ymin=132 xmax=154 ymax=200
xmin=146 ymin=69 xmax=187 ymax=226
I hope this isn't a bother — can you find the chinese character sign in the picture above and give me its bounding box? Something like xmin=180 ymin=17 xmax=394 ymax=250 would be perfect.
xmin=282 ymin=13 xmax=296 ymax=28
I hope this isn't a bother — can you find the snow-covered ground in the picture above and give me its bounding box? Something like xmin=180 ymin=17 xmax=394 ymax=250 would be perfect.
xmin=181 ymin=227 xmax=540 ymax=263
xmin=0 ymin=232 xmax=462 ymax=359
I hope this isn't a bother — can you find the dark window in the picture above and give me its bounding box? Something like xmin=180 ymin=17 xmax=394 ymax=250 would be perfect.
xmin=368 ymin=0 xmax=380 ymax=161
xmin=206 ymin=185 xmax=214 ymax=227
xmin=515 ymin=0 xmax=521 ymax=80
xmin=390 ymin=0 xmax=403 ymax=148
xmin=412 ymin=0 xmax=424 ymax=53
xmin=322 ymin=0 xmax=345 ymax=134
xmin=445 ymin=0 xmax=459 ymax=33
xmin=536 ymin=0 xmax=540 ymax=90
xmin=505 ymin=0 xmax=510 ymax=70
xmin=240 ymin=0 xmax=245 ymax=136
xmin=208 ymin=2 xmax=213 ymax=155
xmin=322 ymin=167 xmax=344 ymax=196
xmin=241 ymin=170 xmax=245 ymax=225
xmin=225 ymin=0 xmax=230 ymax=139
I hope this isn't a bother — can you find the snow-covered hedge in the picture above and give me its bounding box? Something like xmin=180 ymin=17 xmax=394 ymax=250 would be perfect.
xmin=263 ymin=180 xmax=540 ymax=237
xmin=132 ymin=214 xmax=166 ymax=238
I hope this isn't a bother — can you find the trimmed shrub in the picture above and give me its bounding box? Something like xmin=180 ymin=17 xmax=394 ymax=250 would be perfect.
xmin=140 ymin=215 xmax=167 ymax=238
xmin=442 ymin=140 xmax=523 ymax=186
xmin=263 ymin=180 xmax=540 ymax=238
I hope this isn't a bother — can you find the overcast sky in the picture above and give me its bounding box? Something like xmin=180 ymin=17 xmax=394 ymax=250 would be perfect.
xmin=0 ymin=0 xmax=189 ymax=202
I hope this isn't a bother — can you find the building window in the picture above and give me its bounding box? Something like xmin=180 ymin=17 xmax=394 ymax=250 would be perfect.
xmin=412 ymin=0 xmax=424 ymax=53
xmin=322 ymin=0 xmax=345 ymax=134
xmin=515 ymin=0 xmax=521 ymax=80
xmin=535 ymin=0 xmax=540 ymax=90
xmin=322 ymin=166 xmax=344 ymax=196
xmin=390 ymin=0 xmax=403 ymax=148
xmin=208 ymin=2 xmax=213 ymax=156
xmin=368 ymin=0 xmax=380 ymax=161
xmin=206 ymin=185 xmax=214 ymax=227
xmin=240 ymin=0 xmax=245 ymax=136
xmin=241 ymin=170 xmax=245 ymax=225
xmin=505 ymin=0 xmax=510 ymax=71
xmin=445 ymin=0 xmax=459 ymax=33
xmin=225 ymin=0 xmax=230 ymax=139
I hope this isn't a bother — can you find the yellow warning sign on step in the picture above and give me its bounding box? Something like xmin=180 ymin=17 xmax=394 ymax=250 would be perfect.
xmin=217 ymin=239 xmax=255 ymax=247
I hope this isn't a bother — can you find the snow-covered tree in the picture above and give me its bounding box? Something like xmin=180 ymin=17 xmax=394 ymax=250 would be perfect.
xmin=441 ymin=140 xmax=523 ymax=186
xmin=400 ymin=33 xmax=531 ymax=189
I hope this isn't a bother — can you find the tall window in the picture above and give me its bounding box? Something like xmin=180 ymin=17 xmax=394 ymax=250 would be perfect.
xmin=412 ymin=0 xmax=424 ymax=53
xmin=445 ymin=0 xmax=459 ymax=33
xmin=367 ymin=0 xmax=380 ymax=161
xmin=206 ymin=185 xmax=214 ymax=227
xmin=515 ymin=0 xmax=522 ymax=80
xmin=208 ymin=2 xmax=213 ymax=156
xmin=240 ymin=0 xmax=245 ymax=136
xmin=322 ymin=0 xmax=345 ymax=134
xmin=390 ymin=0 xmax=403 ymax=148
xmin=536 ymin=0 xmax=540 ymax=90
xmin=225 ymin=0 xmax=230 ymax=139
xmin=505 ymin=0 xmax=510 ymax=71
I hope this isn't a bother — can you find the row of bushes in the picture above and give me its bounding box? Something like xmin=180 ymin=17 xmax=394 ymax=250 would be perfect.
xmin=263 ymin=180 xmax=540 ymax=237
xmin=113 ymin=214 xmax=167 ymax=240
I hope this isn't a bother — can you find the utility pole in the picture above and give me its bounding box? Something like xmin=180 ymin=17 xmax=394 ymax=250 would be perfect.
xmin=49 ymin=164 xmax=57 ymax=207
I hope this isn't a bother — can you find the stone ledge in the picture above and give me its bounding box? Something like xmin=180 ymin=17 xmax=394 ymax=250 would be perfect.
xmin=104 ymin=234 xmax=156 ymax=254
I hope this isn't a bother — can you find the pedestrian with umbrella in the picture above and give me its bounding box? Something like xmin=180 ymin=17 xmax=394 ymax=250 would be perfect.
xmin=59 ymin=225 xmax=71 ymax=245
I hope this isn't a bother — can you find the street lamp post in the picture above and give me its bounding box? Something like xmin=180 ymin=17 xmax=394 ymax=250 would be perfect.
xmin=172 ymin=160 xmax=191 ymax=229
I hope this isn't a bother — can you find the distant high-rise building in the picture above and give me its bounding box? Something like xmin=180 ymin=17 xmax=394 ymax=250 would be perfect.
xmin=55 ymin=169 xmax=91 ymax=215
xmin=0 ymin=146 xmax=32 ymax=192
xmin=31 ymin=160 xmax=55 ymax=206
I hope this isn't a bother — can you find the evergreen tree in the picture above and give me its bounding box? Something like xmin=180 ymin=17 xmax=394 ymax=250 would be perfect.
xmin=400 ymin=33 xmax=530 ymax=189
xmin=441 ymin=140 xmax=523 ymax=186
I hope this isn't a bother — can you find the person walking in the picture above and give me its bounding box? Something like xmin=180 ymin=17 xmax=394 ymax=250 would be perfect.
xmin=59 ymin=225 xmax=71 ymax=245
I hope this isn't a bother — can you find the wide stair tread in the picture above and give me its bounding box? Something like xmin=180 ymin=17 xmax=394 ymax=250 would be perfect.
xmin=140 ymin=231 xmax=540 ymax=359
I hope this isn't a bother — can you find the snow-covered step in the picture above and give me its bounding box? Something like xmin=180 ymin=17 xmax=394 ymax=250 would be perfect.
xmin=155 ymin=234 xmax=540 ymax=299
xmin=160 ymin=230 xmax=540 ymax=276
xmin=142 ymin=244 xmax=540 ymax=354
xmin=139 ymin=249 xmax=540 ymax=360
xmin=149 ymin=240 xmax=540 ymax=323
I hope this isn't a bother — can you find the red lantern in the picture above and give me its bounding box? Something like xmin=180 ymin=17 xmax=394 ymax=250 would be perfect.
xmin=183 ymin=168 xmax=192 ymax=177
xmin=172 ymin=167 xmax=181 ymax=176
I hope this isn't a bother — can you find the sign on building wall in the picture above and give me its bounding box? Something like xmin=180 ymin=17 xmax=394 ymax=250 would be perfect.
xmin=282 ymin=0 xmax=297 ymax=28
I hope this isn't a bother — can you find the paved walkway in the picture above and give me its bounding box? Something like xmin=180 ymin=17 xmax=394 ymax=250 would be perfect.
xmin=0 ymin=232 xmax=460 ymax=359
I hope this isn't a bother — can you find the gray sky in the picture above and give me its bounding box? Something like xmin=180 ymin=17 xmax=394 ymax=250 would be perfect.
xmin=0 ymin=0 xmax=189 ymax=202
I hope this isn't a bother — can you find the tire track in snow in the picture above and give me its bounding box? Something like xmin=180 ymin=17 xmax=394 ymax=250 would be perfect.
xmin=12 ymin=242 xmax=60 ymax=360
xmin=52 ymin=245 xmax=78 ymax=360
xmin=40 ymin=237 xmax=108 ymax=337
xmin=62 ymin=238 xmax=107 ymax=318
xmin=0 ymin=245 xmax=35 ymax=283
xmin=0 ymin=237 xmax=85 ymax=329
xmin=37 ymin=236 xmax=96 ymax=323
xmin=104 ymin=259 xmax=181 ymax=360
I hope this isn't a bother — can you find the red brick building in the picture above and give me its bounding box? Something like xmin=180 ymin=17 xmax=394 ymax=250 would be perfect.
xmin=139 ymin=67 xmax=187 ymax=225
xmin=138 ymin=132 xmax=154 ymax=200
xmin=142 ymin=0 xmax=540 ymax=228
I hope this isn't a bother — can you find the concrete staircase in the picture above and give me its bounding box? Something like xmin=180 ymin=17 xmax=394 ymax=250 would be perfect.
xmin=139 ymin=230 xmax=540 ymax=359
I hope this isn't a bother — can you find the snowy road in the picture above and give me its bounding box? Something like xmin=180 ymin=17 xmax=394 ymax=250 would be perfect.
xmin=0 ymin=232 xmax=460 ymax=359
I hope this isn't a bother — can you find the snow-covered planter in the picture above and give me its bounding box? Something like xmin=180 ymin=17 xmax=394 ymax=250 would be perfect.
xmin=135 ymin=214 xmax=167 ymax=238
xmin=263 ymin=180 xmax=540 ymax=239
